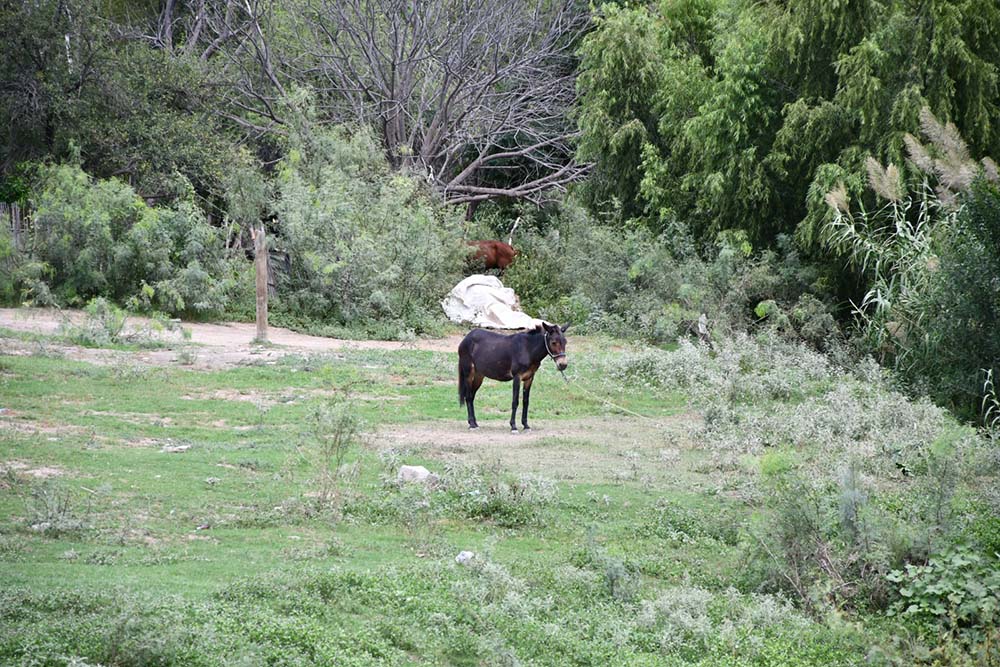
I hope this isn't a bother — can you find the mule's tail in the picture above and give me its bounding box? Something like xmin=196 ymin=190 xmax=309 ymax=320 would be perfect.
xmin=458 ymin=355 xmax=472 ymax=406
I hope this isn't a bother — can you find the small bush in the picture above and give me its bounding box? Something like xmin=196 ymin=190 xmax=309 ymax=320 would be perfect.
xmin=444 ymin=463 xmax=556 ymax=527
xmin=569 ymin=531 xmax=639 ymax=602
xmin=634 ymin=497 xmax=739 ymax=545
xmin=968 ymin=502 xmax=1000 ymax=556
xmin=634 ymin=586 xmax=812 ymax=661
xmin=56 ymin=297 xmax=183 ymax=348
xmin=22 ymin=482 xmax=90 ymax=538
xmin=308 ymin=401 xmax=363 ymax=509
xmin=59 ymin=297 xmax=128 ymax=346
xmin=887 ymin=546 xmax=1000 ymax=659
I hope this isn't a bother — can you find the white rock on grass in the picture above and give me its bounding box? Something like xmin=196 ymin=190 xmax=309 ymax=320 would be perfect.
xmin=455 ymin=550 xmax=476 ymax=565
xmin=397 ymin=465 xmax=438 ymax=484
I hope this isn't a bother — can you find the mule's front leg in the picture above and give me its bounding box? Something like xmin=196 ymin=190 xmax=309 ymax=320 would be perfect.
xmin=510 ymin=376 xmax=520 ymax=433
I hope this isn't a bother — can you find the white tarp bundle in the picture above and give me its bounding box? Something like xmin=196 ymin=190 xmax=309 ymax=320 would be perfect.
xmin=441 ymin=275 xmax=542 ymax=330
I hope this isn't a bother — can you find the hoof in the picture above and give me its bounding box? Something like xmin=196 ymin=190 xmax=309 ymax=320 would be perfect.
xmin=510 ymin=429 xmax=519 ymax=435
xmin=469 ymin=425 xmax=479 ymax=430
xmin=522 ymin=426 xmax=531 ymax=432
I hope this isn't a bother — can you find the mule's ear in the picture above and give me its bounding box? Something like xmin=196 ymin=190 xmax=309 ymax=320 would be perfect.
xmin=541 ymin=321 xmax=554 ymax=332
xmin=560 ymin=323 xmax=571 ymax=333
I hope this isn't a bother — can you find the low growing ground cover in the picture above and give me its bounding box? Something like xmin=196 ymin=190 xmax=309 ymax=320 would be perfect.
xmin=0 ymin=322 xmax=997 ymax=666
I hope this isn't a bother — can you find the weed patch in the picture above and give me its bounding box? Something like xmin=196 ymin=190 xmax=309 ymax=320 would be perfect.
xmin=445 ymin=463 xmax=557 ymax=528
xmin=18 ymin=481 xmax=91 ymax=538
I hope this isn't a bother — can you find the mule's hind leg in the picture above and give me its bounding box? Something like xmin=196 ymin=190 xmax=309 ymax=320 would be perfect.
xmin=467 ymin=372 xmax=484 ymax=429
xmin=510 ymin=376 xmax=520 ymax=434
xmin=521 ymin=374 xmax=534 ymax=431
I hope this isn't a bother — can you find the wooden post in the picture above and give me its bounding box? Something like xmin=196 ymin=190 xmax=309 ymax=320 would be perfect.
xmin=11 ymin=203 xmax=20 ymax=251
xmin=252 ymin=222 xmax=269 ymax=343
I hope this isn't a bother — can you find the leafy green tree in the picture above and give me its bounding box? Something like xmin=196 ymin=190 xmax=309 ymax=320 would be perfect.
xmin=0 ymin=0 xmax=241 ymax=201
xmin=576 ymin=3 xmax=668 ymax=221
xmin=577 ymin=0 xmax=1000 ymax=248
xmin=576 ymin=0 xmax=714 ymax=226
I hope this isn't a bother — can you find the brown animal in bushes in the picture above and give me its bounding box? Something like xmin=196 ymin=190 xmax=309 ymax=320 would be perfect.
xmin=467 ymin=240 xmax=517 ymax=272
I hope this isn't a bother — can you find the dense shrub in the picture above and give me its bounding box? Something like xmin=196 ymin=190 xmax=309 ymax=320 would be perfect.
xmin=31 ymin=163 xmax=142 ymax=302
xmin=0 ymin=588 xmax=215 ymax=667
xmin=916 ymin=180 xmax=1000 ymax=415
xmin=113 ymin=201 xmax=231 ymax=316
xmin=273 ymin=126 xmax=464 ymax=335
xmin=0 ymin=223 xmax=16 ymax=304
xmin=821 ymin=115 xmax=1000 ymax=415
xmin=501 ymin=201 xmax=833 ymax=344
xmin=6 ymin=163 xmax=232 ymax=317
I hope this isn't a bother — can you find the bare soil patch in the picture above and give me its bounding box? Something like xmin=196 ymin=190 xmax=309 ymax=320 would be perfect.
xmin=182 ymin=389 xmax=277 ymax=406
xmin=0 ymin=411 xmax=83 ymax=437
xmin=180 ymin=387 xmax=407 ymax=408
xmin=373 ymin=415 xmax=699 ymax=482
xmin=85 ymin=410 xmax=175 ymax=427
xmin=1 ymin=460 xmax=69 ymax=479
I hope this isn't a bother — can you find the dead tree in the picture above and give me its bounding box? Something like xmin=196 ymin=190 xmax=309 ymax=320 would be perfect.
xmin=295 ymin=0 xmax=590 ymax=205
xmin=124 ymin=0 xmax=592 ymax=205
xmin=113 ymin=0 xmax=290 ymax=140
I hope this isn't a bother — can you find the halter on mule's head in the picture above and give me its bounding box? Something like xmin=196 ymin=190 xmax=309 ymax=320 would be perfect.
xmin=540 ymin=322 xmax=570 ymax=370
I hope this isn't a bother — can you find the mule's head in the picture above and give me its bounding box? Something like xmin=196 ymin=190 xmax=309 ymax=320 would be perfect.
xmin=542 ymin=322 xmax=570 ymax=370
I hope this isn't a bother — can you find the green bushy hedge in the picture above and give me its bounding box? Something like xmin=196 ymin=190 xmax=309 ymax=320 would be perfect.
xmin=2 ymin=163 xmax=236 ymax=317
xmin=271 ymin=127 xmax=465 ymax=336
xmin=497 ymin=201 xmax=835 ymax=345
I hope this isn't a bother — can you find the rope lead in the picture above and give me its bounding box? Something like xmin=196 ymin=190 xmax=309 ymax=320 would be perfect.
xmin=556 ymin=371 xmax=679 ymax=429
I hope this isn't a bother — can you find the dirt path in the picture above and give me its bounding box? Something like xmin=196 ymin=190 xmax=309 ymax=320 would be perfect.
xmin=0 ymin=307 xmax=463 ymax=368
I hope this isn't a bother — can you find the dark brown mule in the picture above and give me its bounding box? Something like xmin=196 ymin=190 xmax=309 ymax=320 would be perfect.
xmin=458 ymin=323 xmax=569 ymax=432
xmin=467 ymin=240 xmax=518 ymax=272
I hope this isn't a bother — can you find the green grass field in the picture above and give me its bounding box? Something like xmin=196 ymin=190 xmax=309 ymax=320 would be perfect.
xmin=0 ymin=329 xmax=977 ymax=666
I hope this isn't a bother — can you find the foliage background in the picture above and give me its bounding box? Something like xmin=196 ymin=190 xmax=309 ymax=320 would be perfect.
xmin=1 ymin=0 xmax=1000 ymax=663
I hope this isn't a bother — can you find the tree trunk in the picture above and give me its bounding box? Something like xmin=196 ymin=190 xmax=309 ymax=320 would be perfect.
xmin=464 ymin=200 xmax=480 ymax=221
xmin=252 ymin=222 xmax=269 ymax=343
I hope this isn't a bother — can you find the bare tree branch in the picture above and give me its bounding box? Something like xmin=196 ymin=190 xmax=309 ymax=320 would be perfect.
xmin=291 ymin=0 xmax=589 ymax=205
xmin=102 ymin=0 xmax=591 ymax=205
